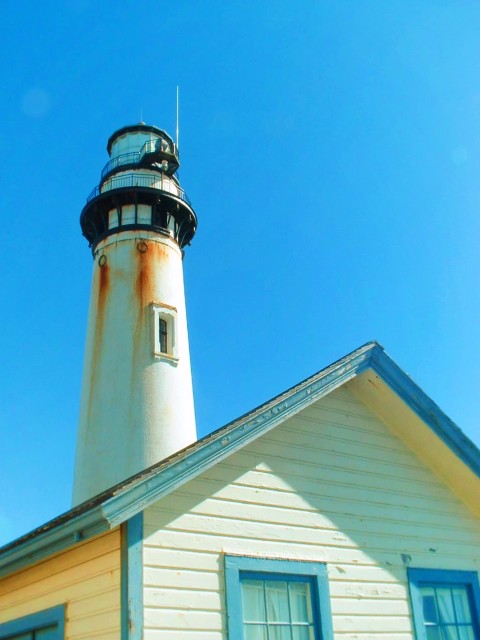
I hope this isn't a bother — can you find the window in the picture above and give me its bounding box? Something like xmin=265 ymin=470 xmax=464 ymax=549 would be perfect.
xmin=0 ymin=605 xmax=65 ymax=640
xmin=225 ymin=556 xmax=333 ymax=640
xmin=159 ymin=318 xmax=168 ymax=353
xmin=152 ymin=304 xmax=178 ymax=360
xmin=408 ymin=568 xmax=480 ymax=640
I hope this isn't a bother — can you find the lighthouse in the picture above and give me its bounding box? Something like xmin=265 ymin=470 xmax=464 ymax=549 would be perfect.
xmin=72 ymin=124 xmax=197 ymax=506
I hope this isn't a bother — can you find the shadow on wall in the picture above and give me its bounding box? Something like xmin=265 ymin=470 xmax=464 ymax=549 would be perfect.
xmin=142 ymin=382 xmax=480 ymax=632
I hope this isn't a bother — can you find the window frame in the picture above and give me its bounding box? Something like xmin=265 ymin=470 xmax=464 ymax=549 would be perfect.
xmin=408 ymin=567 xmax=480 ymax=640
xmin=225 ymin=555 xmax=334 ymax=640
xmin=0 ymin=605 xmax=65 ymax=640
xmin=152 ymin=303 xmax=178 ymax=361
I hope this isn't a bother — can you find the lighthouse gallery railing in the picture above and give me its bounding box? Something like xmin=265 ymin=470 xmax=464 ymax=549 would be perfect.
xmin=100 ymin=140 xmax=179 ymax=180
xmin=87 ymin=172 xmax=191 ymax=206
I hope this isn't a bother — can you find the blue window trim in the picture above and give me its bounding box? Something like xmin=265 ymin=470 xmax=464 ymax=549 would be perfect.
xmin=225 ymin=555 xmax=334 ymax=640
xmin=0 ymin=604 xmax=65 ymax=639
xmin=408 ymin=568 xmax=480 ymax=640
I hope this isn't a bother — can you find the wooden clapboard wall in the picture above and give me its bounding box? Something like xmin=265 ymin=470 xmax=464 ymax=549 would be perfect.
xmin=0 ymin=529 xmax=120 ymax=640
xmin=142 ymin=384 xmax=480 ymax=639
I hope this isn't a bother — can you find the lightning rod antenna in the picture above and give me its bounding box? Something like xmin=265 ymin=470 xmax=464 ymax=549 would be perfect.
xmin=176 ymin=86 xmax=180 ymax=150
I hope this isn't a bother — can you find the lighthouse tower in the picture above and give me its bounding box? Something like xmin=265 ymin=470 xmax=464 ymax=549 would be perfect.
xmin=73 ymin=124 xmax=197 ymax=506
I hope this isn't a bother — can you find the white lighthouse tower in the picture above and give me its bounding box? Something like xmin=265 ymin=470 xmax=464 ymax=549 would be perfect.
xmin=72 ymin=124 xmax=197 ymax=506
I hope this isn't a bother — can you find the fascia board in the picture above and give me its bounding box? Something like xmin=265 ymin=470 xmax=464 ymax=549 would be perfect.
xmin=102 ymin=345 xmax=374 ymax=527
xmin=0 ymin=506 xmax=109 ymax=579
xmin=370 ymin=346 xmax=480 ymax=478
xmin=0 ymin=343 xmax=375 ymax=577
xmin=5 ymin=340 xmax=479 ymax=578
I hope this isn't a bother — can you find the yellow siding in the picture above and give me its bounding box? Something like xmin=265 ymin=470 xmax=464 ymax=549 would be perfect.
xmin=0 ymin=529 xmax=121 ymax=640
xmin=143 ymin=384 xmax=480 ymax=640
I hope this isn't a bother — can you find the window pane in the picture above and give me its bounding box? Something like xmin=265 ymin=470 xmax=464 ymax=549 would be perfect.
xmin=242 ymin=580 xmax=266 ymax=622
xmin=159 ymin=318 xmax=167 ymax=353
xmin=421 ymin=588 xmax=439 ymax=624
xmin=269 ymin=626 xmax=291 ymax=640
xmin=436 ymin=588 xmax=455 ymax=624
xmin=35 ymin=627 xmax=58 ymax=640
xmin=266 ymin=581 xmax=290 ymax=623
xmin=457 ymin=627 xmax=475 ymax=640
xmin=425 ymin=627 xmax=441 ymax=640
xmin=244 ymin=624 xmax=268 ymax=640
xmin=292 ymin=625 xmax=315 ymax=640
xmin=452 ymin=588 xmax=472 ymax=624
xmin=289 ymin=583 xmax=312 ymax=624
xmin=442 ymin=625 xmax=460 ymax=640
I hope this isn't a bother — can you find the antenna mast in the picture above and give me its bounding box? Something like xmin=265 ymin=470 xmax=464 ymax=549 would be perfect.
xmin=176 ymin=86 xmax=180 ymax=150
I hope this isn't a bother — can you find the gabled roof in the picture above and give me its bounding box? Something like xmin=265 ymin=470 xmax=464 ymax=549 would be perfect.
xmin=1 ymin=340 xmax=479 ymax=578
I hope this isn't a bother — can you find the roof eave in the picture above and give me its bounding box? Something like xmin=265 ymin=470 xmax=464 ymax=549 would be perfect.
xmin=369 ymin=347 xmax=480 ymax=478
xmin=0 ymin=506 xmax=108 ymax=579
xmin=102 ymin=341 xmax=375 ymax=526
xmin=2 ymin=339 xmax=479 ymax=578
xmin=0 ymin=341 xmax=376 ymax=578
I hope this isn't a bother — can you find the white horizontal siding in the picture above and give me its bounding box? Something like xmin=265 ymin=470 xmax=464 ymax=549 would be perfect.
xmin=145 ymin=608 xmax=223 ymax=631
xmin=143 ymin=384 xmax=480 ymax=639
xmin=144 ymin=587 xmax=222 ymax=610
xmin=144 ymin=632 xmax=223 ymax=640
xmin=204 ymin=452 xmax=457 ymax=501
xmin=146 ymin=497 xmax=479 ymax=542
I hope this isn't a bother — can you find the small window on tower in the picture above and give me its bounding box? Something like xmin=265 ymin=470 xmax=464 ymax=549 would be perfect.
xmin=159 ymin=318 xmax=168 ymax=353
xmin=152 ymin=304 xmax=178 ymax=361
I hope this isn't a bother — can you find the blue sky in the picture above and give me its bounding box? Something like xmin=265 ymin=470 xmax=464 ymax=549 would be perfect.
xmin=1 ymin=1 xmax=479 ymax=546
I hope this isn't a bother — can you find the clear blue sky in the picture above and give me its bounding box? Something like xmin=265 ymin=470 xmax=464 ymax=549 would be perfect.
xmin=1 ymin=1 xmax=479 ymax=546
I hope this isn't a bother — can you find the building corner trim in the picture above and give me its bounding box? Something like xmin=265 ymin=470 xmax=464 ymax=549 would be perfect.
xmin=121 ymin=512 xmax=144 ymax=640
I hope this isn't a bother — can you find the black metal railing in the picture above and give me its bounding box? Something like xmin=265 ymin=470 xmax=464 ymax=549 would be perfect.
xmin=100 ymin=139 xmax=179 ymax=180
xmin=101 ymin=151 xmax=140 ymax=180
xmin=140 ymin=138 xmax=177 ymax=158
xmin=87 ymin=172 xmax=191 ymax=206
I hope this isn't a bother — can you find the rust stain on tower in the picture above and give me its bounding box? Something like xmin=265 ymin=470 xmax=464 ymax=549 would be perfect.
xmin=98 ymin=260 xmax=110 ymax=312
xmin=74 ymin=123 xmax=198 ymax=506
xmin=135 ymin=245 xmax=152 ymax=308
xmin=86 ymin=260 xmax=110 ymax=427
xmin=134 ymin=240 xmax=170 ymax=307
